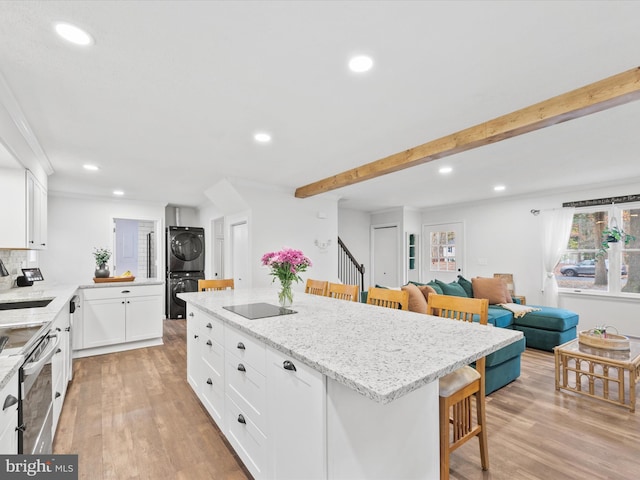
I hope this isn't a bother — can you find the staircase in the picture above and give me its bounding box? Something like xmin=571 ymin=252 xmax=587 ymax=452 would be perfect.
xmin=338 ymin=237 xmax=365 ymax=293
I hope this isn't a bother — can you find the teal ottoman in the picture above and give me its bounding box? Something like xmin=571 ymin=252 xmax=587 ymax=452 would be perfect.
xmin=513 ymin=306 xmax=579 ymax=351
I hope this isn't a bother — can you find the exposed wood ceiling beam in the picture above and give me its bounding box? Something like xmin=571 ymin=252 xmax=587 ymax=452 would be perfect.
xmin=295 ymin=66 xmax=640 ymax=199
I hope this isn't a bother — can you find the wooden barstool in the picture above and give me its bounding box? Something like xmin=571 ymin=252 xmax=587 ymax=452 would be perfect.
xmin=198 ymin=279 xmax=234 ymax=291
xmin=427 ymin=294 xmax=490 ymax=480
xmin=366 ymin=287 xmax=408 ymax=310
xmin=326 ymin=283 xmax=359 ymax=302
xmin=305 ymin=279 xmax=328 ymax=296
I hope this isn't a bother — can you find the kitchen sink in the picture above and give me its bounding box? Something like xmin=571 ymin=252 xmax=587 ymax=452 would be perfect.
xmin=0 ymin=299 xmax=54 ymax=310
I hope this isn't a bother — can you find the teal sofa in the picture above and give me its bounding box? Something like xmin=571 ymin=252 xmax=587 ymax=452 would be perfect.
xmin=414 ymin=277 xmax=580 ymax=352
xmin=364 ymin=277 xmax=580 ymax=394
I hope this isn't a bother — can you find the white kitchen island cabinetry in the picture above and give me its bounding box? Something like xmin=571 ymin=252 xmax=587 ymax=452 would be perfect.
xmin=181 ymin=288 xmax=523 ymax=480
xmin=266 ymin=346 xmax=326 ymax=480
xmin=77 ymin=283 xmax=163 ymax=357
xmin=185 ymin=303 xmax=325 ymax=480
xmin=187 ymin=305 xmax=225 ymax=428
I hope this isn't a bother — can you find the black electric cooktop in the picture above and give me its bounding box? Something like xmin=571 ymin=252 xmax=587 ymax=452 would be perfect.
xmin=222 ymin=303 xmax=297 ymax=320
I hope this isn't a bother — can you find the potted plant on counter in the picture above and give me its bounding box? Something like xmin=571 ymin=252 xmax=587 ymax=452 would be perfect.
xmin=93 ymin=247 xmax=112 ymax=278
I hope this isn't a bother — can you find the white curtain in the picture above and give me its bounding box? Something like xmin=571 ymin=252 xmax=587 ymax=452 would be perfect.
xmin=541 ymin=207 xmax=575 ymax=307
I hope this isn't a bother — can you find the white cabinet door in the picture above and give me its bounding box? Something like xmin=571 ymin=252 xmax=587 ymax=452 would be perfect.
xmin=125 ymin=296 xmax=163 ymax=342
xmin=186 ymin=308 xmax=202 ymax=391
xmin=51 ymin=309 xmax=70 ymax=437
xmin=26 ymin=170 xmax=47 ymax=250
xmin=80 ymin=286 xmax=162 ymax=353
xmin=0 ymin=370 xmax=19 ymax=454
xmin=266 ymin=347 xmax=326 ymax=480
xmin=0 ymin=168 xmax=27 ymax=249
xmin=83 ymin=298 xmax=126 ymax=348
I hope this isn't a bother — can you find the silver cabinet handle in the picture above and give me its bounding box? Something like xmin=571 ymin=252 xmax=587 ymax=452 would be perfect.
xmin=283 ymin=360 xmax=297 ymax=372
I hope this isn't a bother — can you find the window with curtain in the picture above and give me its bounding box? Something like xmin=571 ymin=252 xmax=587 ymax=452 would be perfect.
xmin=558 ymin=203 xmax=640 ymax=295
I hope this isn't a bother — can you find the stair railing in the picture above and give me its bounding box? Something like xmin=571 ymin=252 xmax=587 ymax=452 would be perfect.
xmin=338 ymin=236 xmax=365 ymax=293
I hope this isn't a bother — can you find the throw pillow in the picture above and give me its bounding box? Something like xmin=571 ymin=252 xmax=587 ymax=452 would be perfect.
xmin=471 ymin=277 xmax=513 ymax=304
xmin=426 ymin=280 xmax=444 ymax=294
xmin=417 ymin=284 xmax=438 ymax=304
xmin=434 ymin=279 xmax=468 ymax=297
xmin=401 ymin=283 xmax=428 ymax=314
xmin=456 ymin=275 xmax=473 ymax=297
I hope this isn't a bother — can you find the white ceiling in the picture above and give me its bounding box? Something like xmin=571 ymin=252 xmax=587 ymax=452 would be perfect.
xmin=1 ymin=1 xmax=639 ymax=211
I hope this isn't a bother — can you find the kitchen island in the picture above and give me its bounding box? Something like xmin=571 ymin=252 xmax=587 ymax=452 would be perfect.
xmin=181 ymin=288 xmax=523 ymax=479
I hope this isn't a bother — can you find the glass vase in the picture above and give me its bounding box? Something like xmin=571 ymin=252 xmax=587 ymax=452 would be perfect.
xmin=278 ymin=279 xmax=293 ymax=308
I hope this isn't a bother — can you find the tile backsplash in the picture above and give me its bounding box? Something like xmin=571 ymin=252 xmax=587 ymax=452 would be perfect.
xmin=0 ymin=250 xmax=27 ymax=290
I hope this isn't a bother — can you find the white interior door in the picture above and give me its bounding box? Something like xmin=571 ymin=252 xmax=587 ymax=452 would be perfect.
xmin=231 ymin=221 xmax=248 ymax=289
xmin=114 ymin=218 xmax=138 ymax=276
xmin=422 ymin=222 xmax=464 ymax=283
xmin=373 ymin=225 xmax=399 ymax=287
xmin=213 ymin=217 xmax=224 ymax=278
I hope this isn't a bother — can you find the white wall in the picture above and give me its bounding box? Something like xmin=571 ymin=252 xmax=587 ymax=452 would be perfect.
xmin=200 ymin=180 xmax=338 ymax=294
xmin=197 ymin=201 xmax=224 ymax=279
xmin=41 ymin=194 xmax=166 ymax=284
xmin=420 ymin=180 xmax=640 ymax=337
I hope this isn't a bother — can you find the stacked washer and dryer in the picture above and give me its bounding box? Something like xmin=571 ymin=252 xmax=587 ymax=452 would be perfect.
xmin=166 ymin=226 xmax=205 ymax=319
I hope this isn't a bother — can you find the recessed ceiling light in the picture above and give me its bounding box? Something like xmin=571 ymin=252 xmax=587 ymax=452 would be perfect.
xmin=439 ymin=166 xmax=453 ymax=174
xmin=54 ymin=22 xmax=94 ymax=46
xmin=83 ymin=164 xmax=99 ymax=171
xmin=254 ymin=132 xmax=272 ymax=143
xmin=494 ymin=185 xmax=506 ymax=192
xmin=113 ymin=190 xmax=124 ymax=196
xmin=348 ymin=55 xmax=373 ymax=73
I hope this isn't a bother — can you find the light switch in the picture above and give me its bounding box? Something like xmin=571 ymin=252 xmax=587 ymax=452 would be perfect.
xmin=477 ymin=258 xmax=488 ymax=266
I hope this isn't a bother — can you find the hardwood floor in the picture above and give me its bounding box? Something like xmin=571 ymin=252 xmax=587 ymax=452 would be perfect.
xmin=55 ymin=321 xmax=639 ymax=480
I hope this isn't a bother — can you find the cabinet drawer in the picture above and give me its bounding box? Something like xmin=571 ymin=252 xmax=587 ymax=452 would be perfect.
xmin=200 ymin=315 xmax=224 ymax=343
xmin=224 ymin=327 xmax=265 ymax=374
xmin=225 ymin=352 xmax=266 ymax=434
xmin=82 ymin=284 xmax=162 ymax=301
xmin=202 ymin=336 xmax=224 ymax=380
xmin=201 ymin=362 xmax=225 ymax=429
xmin=225 ymin=394 xmax=268 ymax=479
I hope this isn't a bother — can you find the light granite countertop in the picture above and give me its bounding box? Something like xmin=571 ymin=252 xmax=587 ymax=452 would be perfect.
xmin=0 ymin=283 xmax=79 ymax=389
xmin=0 ymin=284 xmax=79 ymax=327
xmin=77 ymin=278 xmax=163 ymax=289
xmin=179 ymin=288 xmax=524 ymax=404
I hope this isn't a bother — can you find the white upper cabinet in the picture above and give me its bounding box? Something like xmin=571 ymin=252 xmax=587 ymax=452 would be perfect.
xmin=0 ymin=168 xmax=47 ymax=250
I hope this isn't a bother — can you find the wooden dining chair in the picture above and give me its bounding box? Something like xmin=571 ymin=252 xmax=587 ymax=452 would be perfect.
xmin=326 ymin=283 xmax=359 ymax=302
xmin=427 ymin=294 xmax=489 ymax=480
xmin=366 ymin=287 xmax=409 ymax=310
xmin=198 ymin=278 xmax=234 ymax=291
xmin=305 ymin=279 xmax=328 ymax=296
